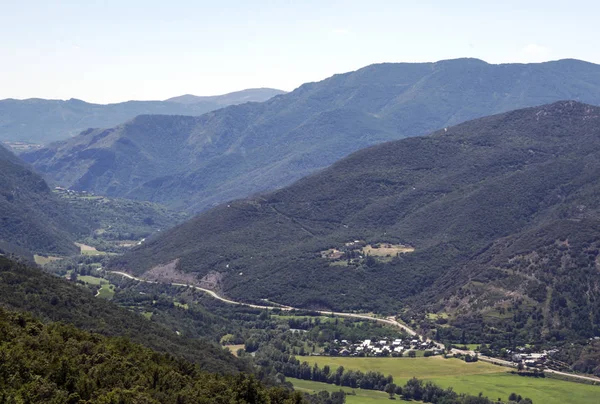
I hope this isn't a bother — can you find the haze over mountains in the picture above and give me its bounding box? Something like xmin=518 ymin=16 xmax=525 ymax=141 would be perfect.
xmin=0 ymin=88 xmax=285 ymax=143
xmin=23 ymin=58 xmax=600 ymax=212
xmin=113 ymin=101 xmax=600 ymax=345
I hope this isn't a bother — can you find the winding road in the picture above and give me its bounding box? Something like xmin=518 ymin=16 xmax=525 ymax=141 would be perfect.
xmin=110 ymin=271 xmax=420 ymax=336
xmin=110 ymin=270 xmax=600 ymax=384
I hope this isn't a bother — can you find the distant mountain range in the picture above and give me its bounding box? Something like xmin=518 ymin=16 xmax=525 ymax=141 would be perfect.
xmin=165 ymin=88 xmax=285 ymax=104
xmin=112 ymin=101 xmax=600 ymax=348
xmin=23 ymin=58 xmax=600 ymax=212
xmin=0 ymin=88 xmax=285 ymax=143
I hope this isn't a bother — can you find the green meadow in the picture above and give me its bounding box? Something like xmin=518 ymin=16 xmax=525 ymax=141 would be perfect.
xmin=299 ymin=356 xmax=600 ymax=404
xmin=77 ymin=275 xmax=115 ymax=300
xmin=288 ymin=378 xmax=388 ymax=404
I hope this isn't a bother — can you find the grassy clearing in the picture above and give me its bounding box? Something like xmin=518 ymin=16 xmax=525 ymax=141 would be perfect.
xmin=288 ymin=378 xmax=388 ymax=403
xmin=142 ymin=312 xmax=153 ymax=320
xmin=77 ymin=275 xmax=115 ymax=300
xmin=223 ymin=344 xmax=245 ymax=357
xmin=301 ymin=356 xmax=600 ymax=404
xmin=33 ymin=255 xmax=62 ymax=266
xmin=78 ymin=275 xmax=107 ymax=285
xmin=96 ymin=283 xmax=115 ymax=300
xmin=75 ymin=242 xmax=106 ymax=256
xmin=426 ymin=312 xmax=449 ymax=320
xmin=362 ymin=244 xmax=414 ymax=257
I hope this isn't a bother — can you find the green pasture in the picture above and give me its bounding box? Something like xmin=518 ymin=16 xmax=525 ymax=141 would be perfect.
xmin=300 ymin=356 xmax=600 ymax=404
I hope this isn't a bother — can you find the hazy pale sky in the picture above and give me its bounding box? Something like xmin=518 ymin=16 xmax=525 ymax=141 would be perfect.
xmin=1 ymin=0 xmax=598 ymax=103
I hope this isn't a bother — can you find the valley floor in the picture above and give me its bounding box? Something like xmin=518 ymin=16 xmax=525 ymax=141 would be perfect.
xmin=298 ymin=356 xmax=600 ymax=404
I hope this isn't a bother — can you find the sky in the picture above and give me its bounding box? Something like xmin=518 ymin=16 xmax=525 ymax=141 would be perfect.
xmin=1 ymin=0 xmax=599 ymax=103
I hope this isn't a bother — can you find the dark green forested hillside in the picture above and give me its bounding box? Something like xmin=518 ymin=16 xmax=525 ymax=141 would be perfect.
xmin=23 ymin=59 xmax=600 ymax=212
xmin=0 ymin=88 xmax=284 ymax=143
xmin=0 ymin=256 xmax=245 ymax=374
xmin=0 ymin=145 xmax=85 ymax=255
xmin=0 ymin=307 xmax=308 ymax=403
xmin=0 ymin=144 xmax=187 ymax=257
xmin=112 ymin=101 xmax=600 ymax=351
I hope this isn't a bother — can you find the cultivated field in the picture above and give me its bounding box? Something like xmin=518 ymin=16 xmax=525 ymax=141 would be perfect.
xmin=74 ymin=242 xmax=106 ymax=256
xmin=362 ymin=244 xmax=414 ymax=256
xmin=289 ymin=378 xmax=388 ymax=404
xmin=33 ymin=255 xmax=62 ymax=265
xmin=96 ymin=283 xmax=115 ymax=299
xmin=77 ymin=275 xmax=115 ymax=300
xmin=301 ymin=356 xmax=600 ymax=404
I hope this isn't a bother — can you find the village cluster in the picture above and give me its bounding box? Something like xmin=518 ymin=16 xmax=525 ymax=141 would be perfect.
xmin=510 ymin=349 xmax=556 ymax=367
xmin=327 ymin=338 xmax=442 ymax=357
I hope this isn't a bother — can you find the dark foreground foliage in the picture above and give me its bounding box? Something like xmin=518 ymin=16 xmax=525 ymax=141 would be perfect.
xmin=0 ymin=307 xmax=317 ymax=404
xmin=0 ymin=256 xmax=245 ymax=374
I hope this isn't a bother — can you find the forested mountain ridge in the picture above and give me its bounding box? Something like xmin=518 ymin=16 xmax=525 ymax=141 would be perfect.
xmin=0 ymin=144 xmax=85 ymax=255
xmin=0 ymin=143 xmax=186 ymax=257
xmin=23 ymin=58 xmax=600 ymax=212
xmin=0 ymin=87 xmax=284 ymax=143
xmin=111 ymin=101 xmax=600 ymax=349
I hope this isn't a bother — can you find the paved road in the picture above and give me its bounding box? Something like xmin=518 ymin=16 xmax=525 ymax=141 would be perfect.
xmin=110 ymin=271 xmax=599 ymax=383
xmin=110 ymin=271 xmax=421 ymax=336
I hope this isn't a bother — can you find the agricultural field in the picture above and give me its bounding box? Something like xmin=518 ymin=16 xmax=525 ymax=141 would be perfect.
xmin=362 ymin=243 xmax=414 ymax=257
xmin=77 ymin=275 xmax=115 ymax=300
xmin=301 ymin=356 xmax=600 ymax=404
xmin=75 ymin=242 xmax=106 ymax=256
xmin=96 ymin=283 xmax=115 ymax=299
xmin=77 ymin=275 xmax=106 ymax=285
xmin=33 ymin=255 xmax=62 ymax=266
xmin=288 ymin=378 xmax=388 ymax=404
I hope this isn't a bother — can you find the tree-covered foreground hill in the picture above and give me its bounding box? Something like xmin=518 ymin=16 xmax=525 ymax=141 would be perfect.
xmin=0 ymin=307 xmax=308 ymax=404
xmin=23 ymin=58 xmax=600 ymax=212
xmin=112 ymin=101 xmax=600 ymax=354
xmin=0 ymin=256 xmax=244 ymax=374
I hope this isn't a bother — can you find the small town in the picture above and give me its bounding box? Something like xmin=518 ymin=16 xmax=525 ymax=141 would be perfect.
xmin=325 ymin=337 xmax=442 ymax=357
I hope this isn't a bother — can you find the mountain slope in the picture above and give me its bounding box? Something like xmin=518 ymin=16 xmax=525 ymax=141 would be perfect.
xmin=111 ymin=101 xmax=600 ymax=344
xmin=0 ymin=145 xmax=85 ymax=255
xmin=0 ymin=88 xmax=284 ymax=143
xmin=0 ymin=256 xmax=246 ymax=374
xmin=23 ymin=58 xmax=600 ymax=212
